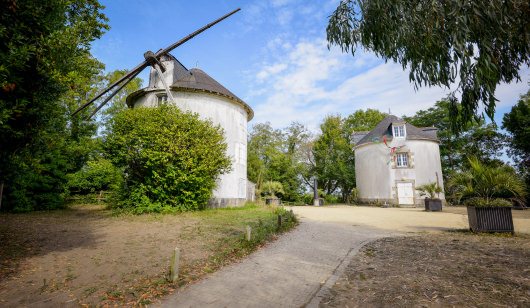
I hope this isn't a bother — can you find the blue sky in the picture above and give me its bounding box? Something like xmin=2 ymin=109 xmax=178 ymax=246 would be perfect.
xmin=92 ymin=0 xmax=529 ymax=131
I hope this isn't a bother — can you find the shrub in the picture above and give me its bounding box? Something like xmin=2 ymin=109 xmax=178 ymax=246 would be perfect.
xmin=324 ymin=194 xmax=339 ymax=204
xmin=105 ymin=105 xmax=231 ymax=212
xmin=65 ymin=157 xmax=123 ymax=195
xmin=302 ymin=193 xmax=314 ymax=205
xmin=464 ymin=197 xmax=512 ymax=208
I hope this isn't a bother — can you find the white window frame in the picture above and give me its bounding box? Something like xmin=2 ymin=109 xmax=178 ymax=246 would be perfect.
xmin=393 ymin=125 xmax=405 ymax=137
xmin=157 ymin=95 xmax=168 ymax=105
xmin=396 ymin=153 xmax=408 ymax=167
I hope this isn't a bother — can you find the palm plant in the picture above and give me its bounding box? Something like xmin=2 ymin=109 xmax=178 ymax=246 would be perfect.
xmin=449 ymin=156 xmax=526 ymax=206
xmin=416 ymin=182 xmax=443 ymax=199
xmin=262 ymin=181 xmax=285 ymax=199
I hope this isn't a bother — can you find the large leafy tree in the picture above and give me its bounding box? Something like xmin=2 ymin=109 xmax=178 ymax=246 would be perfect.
xmin=312 ymin=115 xmax=354 ymax=199
xmin=327 ymin=0 xmax=530 ymax=131
xmin=247 ymin=122 xmax=310 ymax=201
xmin=99 ymin=69 xmax=144 ymax=133
xmin=345 ymin=108 xmax=387 ymax=132
xmin=404 ymin=99 xmax=506 ymax=179
xmin=502 ymin=89 xmax=530 ymax=186
xmin=0 ymin=0 xmax=109 ymax=210
xmin=105 ymin=105 xmax=231 ymax=212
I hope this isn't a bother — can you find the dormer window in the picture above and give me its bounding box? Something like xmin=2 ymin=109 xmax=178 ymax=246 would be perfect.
xmin=157 ymin=95 xmax=168 ymax=105
xmin=393 ymin=125 xmax=405 ymax=137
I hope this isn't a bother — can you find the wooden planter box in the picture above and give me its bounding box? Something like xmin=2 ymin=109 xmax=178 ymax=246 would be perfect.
xmin=467 ymin=206 xmax=514 ymax=233
xmin=425 ymin=199 xmax=442 ymax=211
xmin=265 ymin=198 xmax=280 ymax=205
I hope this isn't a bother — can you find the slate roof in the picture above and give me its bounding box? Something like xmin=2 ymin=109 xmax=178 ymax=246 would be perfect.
xmin=170 ymin=68 xmax=254 ymax=121
xmin=354 ymin=115 xmax=439 ymax=147
xmin=171 ymin=68 xmax=241 ymax=102
xmin=126 ymin=57 xmax=254 ymax=121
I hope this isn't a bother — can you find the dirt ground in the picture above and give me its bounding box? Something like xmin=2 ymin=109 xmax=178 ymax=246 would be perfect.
xmin=288 ymin=205 xmax=530 ymax=307
xmin=291 ymin=205 xmax=530 ymax=234
xmin=0 ymin=204 xmax=286 ymax=307
xmin=320 ymin=232 xmax=530 ymax=307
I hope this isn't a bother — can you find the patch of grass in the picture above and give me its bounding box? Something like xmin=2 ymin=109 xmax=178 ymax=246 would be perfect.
xmin=90 ymin=204 xmax=298 ymax=307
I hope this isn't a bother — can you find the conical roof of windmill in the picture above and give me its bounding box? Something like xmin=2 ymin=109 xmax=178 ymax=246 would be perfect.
xmin=126 ymin=53 xmax=253 ymax=121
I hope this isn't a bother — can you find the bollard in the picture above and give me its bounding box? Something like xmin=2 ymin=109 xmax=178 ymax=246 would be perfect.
xmin=245 ymin=225 xmax=252 ymax=241
xmin=170 ymin=247 xmax=180 ymax=282
xmin=278 ymin=214 xmax=282 ymax=228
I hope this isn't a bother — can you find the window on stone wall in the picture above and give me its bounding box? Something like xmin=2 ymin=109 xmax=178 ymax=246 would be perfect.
xmin=393 ymin=125 xmax=405 ymax=137
xmin=396 ymin=153 xmax=408 ymax=167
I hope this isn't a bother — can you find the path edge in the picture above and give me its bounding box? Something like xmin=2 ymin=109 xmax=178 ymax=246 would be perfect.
xmin=304 ymin=237 xmax=384 ymax=308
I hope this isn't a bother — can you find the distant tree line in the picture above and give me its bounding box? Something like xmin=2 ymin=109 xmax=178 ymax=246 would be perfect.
xmin=248 ymin=93 xmax=529 ymax=205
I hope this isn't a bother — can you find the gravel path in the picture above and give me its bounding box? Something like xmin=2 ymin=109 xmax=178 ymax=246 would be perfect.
xmin=154 ymin=205 xmax=529 ymax=307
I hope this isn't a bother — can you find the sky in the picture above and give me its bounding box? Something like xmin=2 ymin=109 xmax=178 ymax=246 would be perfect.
xmin=92 ymin=0 xmax=529 ymax=132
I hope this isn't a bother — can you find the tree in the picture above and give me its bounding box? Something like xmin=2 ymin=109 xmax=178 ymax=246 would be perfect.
xmin=502 ymin=89 xmax=530 ymax=187
xmin=99 ymin=69 xmax=144 ymax=133
xmin=312 ymin=115 xmax=354 ymax=199
xmin=327 ymin=0 xmax=530 ymax=131
xmin=0 ymin=0 xmax=109 ymax=210
xmin=404 ymin=99 xmax=506 ymax=179
xmin=247 ymin=122 xmax=310 ymax=201
xmin=344 ymin=109 xmax=387 ymax=132
xmin=104 ymin=105 xmax=231 ymax=212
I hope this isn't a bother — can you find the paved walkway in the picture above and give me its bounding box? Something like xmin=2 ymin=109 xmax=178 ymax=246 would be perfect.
xmin=154 ymin=205 xmax=529 ymax=307
xmin=156 ymin=219 xmax=396 ymax=307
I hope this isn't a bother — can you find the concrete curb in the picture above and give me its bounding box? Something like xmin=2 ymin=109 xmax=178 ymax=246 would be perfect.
xmin=305 ymin=238 xmax=380 ymax=308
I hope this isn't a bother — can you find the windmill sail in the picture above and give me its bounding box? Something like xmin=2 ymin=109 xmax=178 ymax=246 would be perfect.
xmin=72 ymin=8 xmax=241 ymax=120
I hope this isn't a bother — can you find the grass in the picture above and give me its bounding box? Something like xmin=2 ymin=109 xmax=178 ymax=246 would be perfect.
xmin=96 ymin=203 xmax=298 ymax=306
xmin=0 ymin=202 xmax=297 ymax=307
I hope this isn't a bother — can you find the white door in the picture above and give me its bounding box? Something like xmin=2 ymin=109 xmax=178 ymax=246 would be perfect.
xmin=397 ymin=182 xmax=414 ymax=205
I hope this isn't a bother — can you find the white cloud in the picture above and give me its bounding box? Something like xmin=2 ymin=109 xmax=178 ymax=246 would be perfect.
xmin=246 ymin=35 xmax=529 ymax=130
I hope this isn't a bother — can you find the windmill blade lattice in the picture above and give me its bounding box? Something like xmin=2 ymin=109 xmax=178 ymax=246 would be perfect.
xmin=71 ymin=8 xmax=241 ymax=120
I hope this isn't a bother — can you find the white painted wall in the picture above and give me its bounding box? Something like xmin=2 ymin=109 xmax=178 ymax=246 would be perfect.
xmin=355 ymin=138 xmax=445 ymax=204
xmin=134 ymin=90 xmax=249 ymax=200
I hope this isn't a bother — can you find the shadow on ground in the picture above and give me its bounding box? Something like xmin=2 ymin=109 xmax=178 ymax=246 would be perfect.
xmin=0 ymin=206 xmax=105 ymax=281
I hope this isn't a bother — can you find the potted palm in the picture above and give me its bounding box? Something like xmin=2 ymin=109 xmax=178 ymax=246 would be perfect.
xmin=262 ymin=181 xmax=285 ymax=206
xmin=416 ymin=182 xmax=443 ymax=211
xmin=449 ymin=157 xmax=526 ymax=233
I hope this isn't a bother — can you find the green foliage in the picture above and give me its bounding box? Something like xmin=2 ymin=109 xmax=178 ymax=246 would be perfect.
xmin=312 ymin=114 xmax=355 ymax=202
xmin=404 ymin=99 xmax=506 ymax=178
xmin=449 ymin=156 xmax=526 ymax=206
xmin=104 ymin=105 xmax=231 ymax=212
xmin=0 ymin=0 xmax=109 ymax=211
xmin=345 ymin=109 xmax=387 ymax=132
xmin=261 ymin=181 xmax=285 ymax=199
xmin=323 ymin=194 xmax=340 ymax=204
xmin=416 ymin=182 xmax=443 ymax=199
xmin=302 ymin=193 xmax=314 ymax=205
xmin=65 ymin=157 xmax=123 ymax=195
xmin=247 ymin=122 xmax=311 ymax=202
xmin=502 ymin=89 xmax=530 ymax=187
xmin=99 ymin=69 xmax=144 ymax=133
xmin=464 ymin=197 xmax=512 ymax=208
xmin=327 ymin=0 xmax=530 ymax=131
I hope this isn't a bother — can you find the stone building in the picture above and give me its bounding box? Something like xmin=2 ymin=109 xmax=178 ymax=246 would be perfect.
xmin=126 ymin=53 xmax=254 ymax=208
xmin=352 ymin=115 xmax=445 ymax=206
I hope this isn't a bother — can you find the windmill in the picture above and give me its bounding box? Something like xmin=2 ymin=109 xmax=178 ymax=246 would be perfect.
xmin=71 ymin=8 xmax=241 ymax=120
